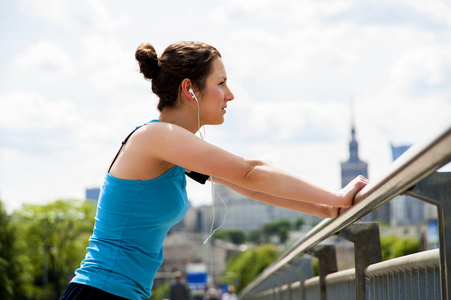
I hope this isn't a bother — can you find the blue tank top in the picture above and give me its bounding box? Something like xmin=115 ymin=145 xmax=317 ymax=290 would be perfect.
xmin=71 ymin=121 xmax=189 ymax=300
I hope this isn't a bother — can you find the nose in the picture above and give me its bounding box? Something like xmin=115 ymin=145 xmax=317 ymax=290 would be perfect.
xmin=226 ymin=87 xmax=234 ymax=102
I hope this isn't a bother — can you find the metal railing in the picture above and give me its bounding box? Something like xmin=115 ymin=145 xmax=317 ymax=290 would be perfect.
xmin=239 ymin=122 xmax=451 ymax=300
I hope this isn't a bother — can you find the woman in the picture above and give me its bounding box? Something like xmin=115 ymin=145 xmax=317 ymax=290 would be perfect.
xmin=61 ymin=41 xmax=368 ymax=300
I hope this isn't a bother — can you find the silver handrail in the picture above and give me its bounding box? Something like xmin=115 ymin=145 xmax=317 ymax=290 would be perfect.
xmin=240 ymin=122 xmax=451 ymax=298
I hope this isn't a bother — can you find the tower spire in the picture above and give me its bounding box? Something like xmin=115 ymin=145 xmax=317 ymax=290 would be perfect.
xmin=349 ymin=101 xmax=358 ymax=162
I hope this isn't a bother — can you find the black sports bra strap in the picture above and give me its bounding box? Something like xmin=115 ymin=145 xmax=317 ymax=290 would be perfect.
xmin=108 ymin=125 xmax=145 ymax=173
xmin=107 ymin=121 xmax=210 ymax=184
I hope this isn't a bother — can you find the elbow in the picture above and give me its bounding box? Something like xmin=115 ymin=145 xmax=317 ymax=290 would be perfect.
xmin=243 ymin=159 xmax=266 ymax=185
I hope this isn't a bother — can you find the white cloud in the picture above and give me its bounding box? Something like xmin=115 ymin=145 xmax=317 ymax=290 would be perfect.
xmin=18 ymin=0 xmax=125 ymax=32
xmin=225 ymin=98 xmax=346 ymax=143
xmin=79 ymin=35 xmax=140 ymax=96
xmin=0 ymin=91 xmax=84 ymax=161
xmin=2 ymin=0 xmax=451 ymax=213
xmin=12 ymin=40 xmax=76 ymax=84
xmin=212 ymin=0 xmax=351 ymax=27
xmin=0 ymin=91 xmax=79 ymax=130
xmin=390 ymin=44 xmax=451 ymax=93
xmin=398 ymin=0 xmax=451 ymax=27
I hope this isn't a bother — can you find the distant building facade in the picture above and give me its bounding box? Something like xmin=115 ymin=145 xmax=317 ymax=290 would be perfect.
xmin=390 ymin=144 xmax=427 ymax=225
xmin=85 ymin=187 xmax=100 ymax=202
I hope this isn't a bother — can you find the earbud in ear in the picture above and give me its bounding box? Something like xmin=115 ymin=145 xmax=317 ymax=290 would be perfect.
xmin=188 ymin=88 xmax=195 ymax=98
xmin=188 ymin=88 xmax=199 ymax=104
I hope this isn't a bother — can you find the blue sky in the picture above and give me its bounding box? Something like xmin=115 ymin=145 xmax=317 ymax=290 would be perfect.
xmin=1 ymin=0 xmax=450 ymax=212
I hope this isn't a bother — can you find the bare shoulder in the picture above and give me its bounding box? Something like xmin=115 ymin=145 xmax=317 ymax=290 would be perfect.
xmin=134 ymin=121 xmax=196 ymax=147
xmin=130 ymin=121 xmax=204 ymax=163
xmin=108 ymin=121 xmax=189 ymax=180
xmin=132 ymin=121 xmax=248 ymax=180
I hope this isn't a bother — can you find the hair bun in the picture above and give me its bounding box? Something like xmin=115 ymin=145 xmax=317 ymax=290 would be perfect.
xmin=135 ymin=43 xmax=159 ymax=80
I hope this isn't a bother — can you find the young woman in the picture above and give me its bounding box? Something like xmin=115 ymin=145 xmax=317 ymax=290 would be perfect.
xmin=61 ymin=41 xmax=368 ymax=300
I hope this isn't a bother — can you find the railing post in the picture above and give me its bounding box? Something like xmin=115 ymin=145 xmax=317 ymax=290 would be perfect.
xmin=406 ymin=171 xmax=451 ymax=300
xmin=337 ymin=222 xmax=382 ymax=300
xmin=308 ymin=245 xmax=338 ymax=300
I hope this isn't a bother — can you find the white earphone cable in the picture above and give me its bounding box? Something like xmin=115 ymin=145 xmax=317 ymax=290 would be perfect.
xmin=203 ymin=177 xmax=228 ymax=244
xmin=189 ymin=88 xmax=228 ymax=244
xmin=192 ymin=90 xmax=206 ymax=140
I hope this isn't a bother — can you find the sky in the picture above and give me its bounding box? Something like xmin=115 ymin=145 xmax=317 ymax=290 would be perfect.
xmin=1 ymin=0 xmax=450 ymax=213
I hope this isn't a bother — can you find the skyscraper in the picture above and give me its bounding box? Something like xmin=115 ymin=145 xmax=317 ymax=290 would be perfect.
xmin=340 ymin=123 xmax=368 ymax=187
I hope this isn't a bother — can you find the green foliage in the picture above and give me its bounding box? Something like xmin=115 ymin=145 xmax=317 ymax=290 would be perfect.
xmin=214 ymin=229 xmax=246 ymax=245
xmin=311 ymin=258 xmax=319 ymax=277
xmin=294 ymin=217 xmax=305 ymax=230
xmin=380 ymin=234 xmax=420 ymax=261
xmin=0 ymin=199 xmax=30 ymax=300
xmin=150 ymin=283 xmax=169 ymax=300
xmin=215 ymin=219 xmax=307 ymax=246
xmin=225 ymin=244 xmax=280 ymax=293
xmin=13 ymin=199 xmax=96 ymax=299
xmin=247 ymin=230 xmax=262 ymax=244
xmin=262 ymin=219 xmax=292 ymax=243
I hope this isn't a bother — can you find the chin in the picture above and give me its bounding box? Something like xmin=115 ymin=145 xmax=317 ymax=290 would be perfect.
xmin=204 ymin=119 xmax=224 ymax=126
xmin=211 ymin=116 xmax=225 ymax=125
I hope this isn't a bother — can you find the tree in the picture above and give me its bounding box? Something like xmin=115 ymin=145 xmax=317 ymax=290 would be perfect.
xmin=214 ymin=229 xmax=246 ymax=245
xmin=225 ymin=244 xmax=280 ymax=292
xmin=13 ymin=199 xmax=96 ymax=299
xmin=294 ymin=217 xmax=305 ymax=230
xmin=380 ymin=234 xmax=420 ymax=261
xmin=0 ymin=199 xmax=29 ymax=300
xmin=247 ymin=229 xmax=262 ymax=244
xmin=262 ymin=219 xmax=292 ymax=244
xmin=150 ymin=283 xmax=169 ymax=300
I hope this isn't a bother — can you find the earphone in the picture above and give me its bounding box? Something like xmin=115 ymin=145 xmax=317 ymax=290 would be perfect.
xmin=188 ymin=88 xmax=205 ymax=140
xmin=188 ymin=88 xmax=228 ymax=244
xmin=189 ymin=88 xmax=197 ymax=102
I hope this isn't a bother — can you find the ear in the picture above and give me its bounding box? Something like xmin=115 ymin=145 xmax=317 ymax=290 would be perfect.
xmin=181 ymin=78 xmax=195 ymax=100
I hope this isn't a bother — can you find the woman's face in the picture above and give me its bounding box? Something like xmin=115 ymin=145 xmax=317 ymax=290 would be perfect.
xmin=198 ymin=57 xmax=234 ymax=125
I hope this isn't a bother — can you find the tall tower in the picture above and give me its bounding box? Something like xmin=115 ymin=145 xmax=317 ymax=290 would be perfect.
xmin=340 ymin=117 xmax=389 ymax=223
xmin=340 ymin=122 xmax=368 ymax=188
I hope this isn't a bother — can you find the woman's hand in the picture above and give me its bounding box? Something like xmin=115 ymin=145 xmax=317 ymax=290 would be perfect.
xmin=335 ymin=175 xmax=369 ymax=210
xmin=327 ymin=206 xmax=341 ymax=218
xmin=328 ymin=175 xmax=369 ymax=218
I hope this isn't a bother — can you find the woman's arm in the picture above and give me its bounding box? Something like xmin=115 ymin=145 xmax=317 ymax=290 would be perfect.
xmin=211 ymin=177 xmax=337 ymax=218
xmin=139 ymin=122 xmax=368 ymax=208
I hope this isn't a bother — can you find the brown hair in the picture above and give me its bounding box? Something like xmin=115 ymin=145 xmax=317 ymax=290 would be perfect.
xmin=135 ymin=41 xmax=221 ymax=111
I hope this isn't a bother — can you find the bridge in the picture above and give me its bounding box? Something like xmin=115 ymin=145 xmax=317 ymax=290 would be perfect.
xmin=239 ymin=123 xmax=451 ymax=300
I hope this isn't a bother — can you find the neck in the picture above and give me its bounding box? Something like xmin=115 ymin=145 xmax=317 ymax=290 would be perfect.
xmin=158 ymin=105 xmax=200 ymax=134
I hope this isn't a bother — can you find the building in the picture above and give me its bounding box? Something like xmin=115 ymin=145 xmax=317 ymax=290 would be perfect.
xmin=157 ymin=231 xmax=239 ymax=287
xmin=340 ymin=121 xmax=390 ymax=223
xmin=340 ymin=123 xmax=368 ymax=187
xmin=389 ymin=144 xmax=428 ymax=225
xmin=85 ymin=187 xmax=100 ymax=202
